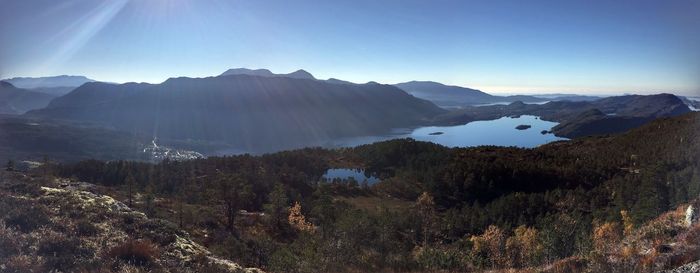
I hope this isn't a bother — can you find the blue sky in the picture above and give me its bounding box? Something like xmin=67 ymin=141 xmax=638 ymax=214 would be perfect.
xmin=1 ymin=0 xmax=699 ymax=95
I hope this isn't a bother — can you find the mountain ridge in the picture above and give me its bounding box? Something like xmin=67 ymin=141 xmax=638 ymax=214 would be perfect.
xmin=394 ymin=80 xmax=546 ymax=107
xmin=26 ymin=74 xmax=446 ymax=153
xmin=220 ymin=68 xmax=316 ymax=80
xmin=3 ymin=75 xmax=95 ymax=89
xmin=0 ymin=81 xmax=57 ymax=114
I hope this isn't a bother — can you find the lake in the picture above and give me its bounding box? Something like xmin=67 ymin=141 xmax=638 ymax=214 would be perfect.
xmin=328 ymin=115 xmax=567 ymax=149
xmin=214 ymin=115 xmax=567 ymax=156
xmin=322 ymin=168 xmax=380 ymax=185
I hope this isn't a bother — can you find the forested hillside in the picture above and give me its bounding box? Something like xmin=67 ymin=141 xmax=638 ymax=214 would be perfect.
xmin=26 ymin=75 xmax=445 ymax=153
xmin=7 ymin=112 xmax=698 ymax=272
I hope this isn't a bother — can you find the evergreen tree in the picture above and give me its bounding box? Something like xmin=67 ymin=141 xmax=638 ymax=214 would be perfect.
xmin=265 ymin=183 xmax=289 ymax=234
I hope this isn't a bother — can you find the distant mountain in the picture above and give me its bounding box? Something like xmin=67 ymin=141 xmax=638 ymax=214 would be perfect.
xmin=394 ymin=81 xmax=545 ymax=107
xmin=532 ymin=94 xmax=602 ymax=101
xmin=220 ymin=68 xmax=316 ymax=80
xmin=326 ymin=78 xmax=356 ymax=85
xmin=26 ymin=74 xmax=445 ymax=153
xmin=3 ymin=75 xmax=95 ymax=89
xmin=0 ymin=81 xmax=56 ymax=114
xmin=434 ymin=93 xmax=691 ymax=138
xmin=2 ymin=75 xmax=96 ymax=97
xmin=395 ymin=81 xmax=493 ymax=105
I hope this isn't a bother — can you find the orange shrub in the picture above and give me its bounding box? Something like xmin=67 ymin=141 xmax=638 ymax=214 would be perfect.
xmin=107 ymin=240 xmax=158 ymax=267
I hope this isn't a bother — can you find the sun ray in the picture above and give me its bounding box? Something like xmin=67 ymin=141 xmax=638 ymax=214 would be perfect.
xmin=37 ymin=0 xmax=129 ymax=75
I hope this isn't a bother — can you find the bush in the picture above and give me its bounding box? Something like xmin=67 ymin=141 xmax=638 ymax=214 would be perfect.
xmin=75 ymin=219 xmax=99 ymax=237
xmin=3 ymin=255 xmax=44 ymax=273
xmin=37 ymin=232 xmax=90 ymax=271
xmin=7 ymin=182 xmax=43 ymax=197
xmin=2 ymin=199 xmax=51 ymax=232
xmin=0 ymin=222 xmax=21 ymax=258
xmin=269 ymin=247 xmax=300 ymax=273
xmin=108 ymin=240 xmax=159 ymax=267
xmin=138 ymin=219 xmax=180 ymax=246
xmin=414 ymin=246 xmax=464 ymax=270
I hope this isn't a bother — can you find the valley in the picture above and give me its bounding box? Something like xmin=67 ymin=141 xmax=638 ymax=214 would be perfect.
xmin=1 ymin=69 xmax=694 ymax=161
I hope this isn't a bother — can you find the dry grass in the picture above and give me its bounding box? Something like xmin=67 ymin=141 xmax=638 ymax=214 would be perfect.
xmin=107 ymin=240 xmax=159 ymax=267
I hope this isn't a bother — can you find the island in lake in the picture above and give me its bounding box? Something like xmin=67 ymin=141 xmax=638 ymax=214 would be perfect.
xmin=429 ymin=131 xmax=444 ymax=135
xmin=516 ymin=124 xmax=532 ymax=130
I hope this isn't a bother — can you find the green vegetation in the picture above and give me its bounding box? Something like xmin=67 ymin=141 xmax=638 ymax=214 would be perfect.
xmin=4 ymin=112 xmax=699 ymax=272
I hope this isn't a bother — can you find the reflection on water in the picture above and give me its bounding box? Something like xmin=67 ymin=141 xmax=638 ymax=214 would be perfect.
xmin=329 ymin=115 xmax=567 ymax=149
xmin=215 ymin=115 xmax=567 ymax=156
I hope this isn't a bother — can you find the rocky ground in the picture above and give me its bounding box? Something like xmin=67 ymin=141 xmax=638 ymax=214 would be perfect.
xmin=0 ymin=171 xmax=263 ymax=273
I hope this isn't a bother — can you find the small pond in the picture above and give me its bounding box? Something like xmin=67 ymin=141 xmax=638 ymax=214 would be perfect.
xmin=322 ymin=168 xmax=380 ymax=185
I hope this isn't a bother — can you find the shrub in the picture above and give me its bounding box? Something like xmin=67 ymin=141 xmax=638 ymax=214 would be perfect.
xmin=414 ymin=246 xmax=463 ymax=270
xmin=108 ymin=240 xmax=159 ymax=267
xmin=4 ymin=255 xmax=44 ymax=273
xmin=269 ymin=247 xmax=300 ymax=273
xmin=138 ymin=219 xmax=180 ymax=246
xmin=75 ymin=219 xmax=99 ymax=237
xmin=37 ymin=232 xmax=89 ymax=271
xmin=7 ymin=182 xmax=43 ymax=197
xmin=3 ymin=200 xmax=51 ymax=232
xmin=0 ymin=222 xmax=21 ymax=258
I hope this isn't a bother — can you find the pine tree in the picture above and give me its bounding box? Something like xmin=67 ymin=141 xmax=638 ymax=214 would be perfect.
xmin=217 ymin=173 xmax=254 ymax=233
xmin=265 ymin=183 xmax=289 ymax=233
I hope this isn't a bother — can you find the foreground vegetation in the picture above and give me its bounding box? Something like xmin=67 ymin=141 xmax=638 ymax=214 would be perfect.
xmin=3 ymin=112 xmax=699 ymax=272
xmin=0 ymin=172 xmax=262 ymax=273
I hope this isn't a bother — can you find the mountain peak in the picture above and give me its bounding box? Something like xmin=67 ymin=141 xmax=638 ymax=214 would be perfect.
xmin=286 ymin=69 xmax=315 ymax=80
xmin=219 ymin=68 xmax=315 ymax=80
xmin=220 ymin=68 xmax=274 ymax=77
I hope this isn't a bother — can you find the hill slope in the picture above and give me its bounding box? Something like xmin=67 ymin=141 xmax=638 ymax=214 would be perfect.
xmin=394 ymin=81 xmax=545 ymax=107
xmin=434 ymin=93 xmax=691 ymax=138
xmin=26 ymin=75 xmax=446 ymax=153
xmin=0 ymin=173 xmax=262 ymax=273
xmin=0 ymin=81 xmax=56 ymax=114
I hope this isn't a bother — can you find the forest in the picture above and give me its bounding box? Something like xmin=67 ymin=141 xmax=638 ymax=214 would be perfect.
xmin=27 ymin=112 xmax=700 ymax=272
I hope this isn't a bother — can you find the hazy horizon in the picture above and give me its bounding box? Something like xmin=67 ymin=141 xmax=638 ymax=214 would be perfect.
xmin=2 ymin=0 xmax=699 ymax=96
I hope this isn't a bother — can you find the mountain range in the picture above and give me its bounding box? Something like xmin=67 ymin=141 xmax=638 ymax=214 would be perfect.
xmin=1 ymin=68 xmax=694 ymax=157
xmin=220 ymin=68 xmax=317 ymax=80
xmin=435 ymin=93 xmax=692 ymax=138
xmin=26 ymin=72 xmax=445 ymax=153
xmin=2 ymin=75 xmax=96 ymax=97
xmin=394 ymin=81 xmax=547 ymax=107
xmin=0 ymin=81 xmax=56 ymax=114
xmin=3 ymin=75 xmax=95 ymax=89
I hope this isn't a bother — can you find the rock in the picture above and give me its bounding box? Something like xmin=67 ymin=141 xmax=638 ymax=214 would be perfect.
xmin=686 ymin=204 xmax=699 ymax=227
xmin=515 ymin=124 xmax=531 ymax=130
xmin=429 ymin=131 xmax=444 ymax=135
xmin=541 ymin=130 xmax=549 ymax=135
xmin=657 ymin=259 xmax=700 ymax=273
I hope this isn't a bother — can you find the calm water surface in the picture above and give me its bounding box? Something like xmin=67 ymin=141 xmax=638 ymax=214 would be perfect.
xmin=322 ymin=169 xmax=380 ymax=185
xmin=329 ymin=115 xmax=567 ymax=149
